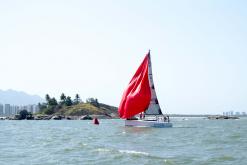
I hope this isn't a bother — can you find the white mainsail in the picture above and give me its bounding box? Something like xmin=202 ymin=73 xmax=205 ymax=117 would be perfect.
xmin=145 ymin=53 xmax=163 ymax=115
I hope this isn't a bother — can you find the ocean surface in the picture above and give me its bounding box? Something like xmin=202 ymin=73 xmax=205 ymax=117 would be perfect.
xmin=0 ymin=117 xmax=246 ymax=165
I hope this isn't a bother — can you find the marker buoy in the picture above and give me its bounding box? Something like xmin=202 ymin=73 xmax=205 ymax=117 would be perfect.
xmin=93 ymin=118 xmax=99 ymax=125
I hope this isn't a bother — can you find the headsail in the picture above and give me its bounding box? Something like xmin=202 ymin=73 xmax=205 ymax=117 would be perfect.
xmin=144 ymin=52 xmax=163 ymax=115
xmin=118 ymin=53 xmax=151 ymax=119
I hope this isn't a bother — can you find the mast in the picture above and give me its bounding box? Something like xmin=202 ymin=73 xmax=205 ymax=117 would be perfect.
xmin=144 ymin=51 xmax=163 ymax=115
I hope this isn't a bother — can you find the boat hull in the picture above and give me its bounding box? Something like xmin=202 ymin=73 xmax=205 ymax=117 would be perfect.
xmin=125 ymin=120 xmax=172 ymax=128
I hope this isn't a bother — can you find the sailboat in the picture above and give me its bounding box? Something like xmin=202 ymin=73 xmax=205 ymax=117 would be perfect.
xmin=118 ymin=51 xmax=172 ymax=128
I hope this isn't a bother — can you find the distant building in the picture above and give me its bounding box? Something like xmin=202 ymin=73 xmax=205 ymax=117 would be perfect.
xmin=19 ymin=106 xmax=24 ymax=111
xmin=0 ymin=104 xmax=3 ymax=116
xmin=4 ymin=104 xmax=11 ymax=116
xmin=10 ymin=105 xmax=16 ymax=115
xmin=20 ymin=105 xmax=28 ymax=111
xmin=27 ymin=105 xmax=33 ymax=113
xmin=15 ymin=106 xmax=20 ymax=114
xmin=235 ymin=112 xmax=240 ymax=116
xmin=33 ymin=105 xmax=40 ymax=113
xmin=224 ymin=112 xmax=229 ymax=116
xmin=11 ymin=105 xmax=20 ymax=115
xmin=242 ymin=112 xmax=246 ymax=116
xmin=27 ymin=104 xmax=40 ymax=113
xmin=0 ymin=103 xmax=39 ymax=116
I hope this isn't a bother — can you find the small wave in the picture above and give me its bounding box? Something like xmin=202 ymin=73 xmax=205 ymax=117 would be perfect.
xmin=173 ymin=126 xmax=198 ymax=128
xmin=96 ymin=148 xmax=111 ymax=152
xmin=94 ymin=147 xmax=149 ymax=156
xmin=208 ymin=155 xmax=236 ymax=163
xmin=80 ymin=143 xmax=87 ymax=146
xmin=119 ymin=150 xmax=149 ymax=156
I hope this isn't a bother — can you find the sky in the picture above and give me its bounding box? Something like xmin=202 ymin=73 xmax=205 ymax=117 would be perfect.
xmin=0 ymin=0 xmax=247 ymax=114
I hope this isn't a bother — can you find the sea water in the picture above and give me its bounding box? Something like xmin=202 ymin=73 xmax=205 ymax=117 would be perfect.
xmin=0 ymin=117 xmax=246 ymax=165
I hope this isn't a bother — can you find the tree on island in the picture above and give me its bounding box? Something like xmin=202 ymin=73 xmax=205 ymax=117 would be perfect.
xmin=74 ymin=94 xmax=81 ymax=105
xmin=45 ymin=94 xmax=58 ymax=106
xmin=60 ymin=93 xmax=66 ymax=105
xmin=65 ymin=96 xmax=73 ymax=106
xmin=38 ymin=94 xmax=58 ymax=115
xmin=39 ymin=93 xmax=104 ymax=115
xmin=45 ymin=94 xmax=50 ymax=102
xmin=49 ymin=97 xmax=58 ymax=106
xmin=35 ymin=92 xmax=119 ymax=117
xmin=17 ymin=110 xmax=33 ymax=120
xmin=86 ymin=98 xmax=99 ymax=107
xmin=19 ymin=110 xmax=29 ymax=119
xmin=43 ymin=106 xmax=55 ymax=115
xmin=38 ymin=102 xmax=47 ymax=110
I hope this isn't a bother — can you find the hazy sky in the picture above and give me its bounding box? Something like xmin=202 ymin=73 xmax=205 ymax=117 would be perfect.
xmin=0 ymin=0 xmax=247 ymax=114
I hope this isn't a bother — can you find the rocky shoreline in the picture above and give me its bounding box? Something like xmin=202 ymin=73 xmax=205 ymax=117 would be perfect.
xmin=207 ymin=115 xmax=240 ymax=120
xmin=0 ymin=114 xmax=119 ymax=120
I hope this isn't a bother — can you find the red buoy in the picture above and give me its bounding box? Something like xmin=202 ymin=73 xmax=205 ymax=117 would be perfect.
xmin=93 ymin=118 xmax=99 ymax=125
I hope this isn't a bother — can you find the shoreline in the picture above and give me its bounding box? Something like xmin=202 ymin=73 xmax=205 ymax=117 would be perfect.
xmin=1 ymin=114 xmax=245 ymax=120
xmin=0 ymin=114 xmax=119 ymax=120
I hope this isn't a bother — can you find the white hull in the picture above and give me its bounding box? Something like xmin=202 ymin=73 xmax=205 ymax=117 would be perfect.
xmin=125 ymin=120 xmax=172 ymax=128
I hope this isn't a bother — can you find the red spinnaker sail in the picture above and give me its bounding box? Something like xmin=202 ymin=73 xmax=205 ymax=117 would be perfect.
xmin=118 ymin=53 xmax=151 ymax=119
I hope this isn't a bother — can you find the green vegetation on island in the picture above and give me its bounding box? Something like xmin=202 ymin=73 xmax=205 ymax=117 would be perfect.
xmin=15 ymin=109 xmax=34 ymax=120
xmin=37 ymin=93 xmax=118 ymax=118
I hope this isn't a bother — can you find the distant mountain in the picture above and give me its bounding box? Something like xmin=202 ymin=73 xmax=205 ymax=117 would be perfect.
xmin=0 ymin=89 xmax=44 ymax=105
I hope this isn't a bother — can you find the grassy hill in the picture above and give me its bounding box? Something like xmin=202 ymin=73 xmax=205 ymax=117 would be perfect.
xmin=40 ymin=102 xmax=119 ymax=118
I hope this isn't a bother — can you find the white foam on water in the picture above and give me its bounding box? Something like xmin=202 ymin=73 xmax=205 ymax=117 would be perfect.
xmin=119 ymin=150 xmax=149 ymax=156
xmin=96 ymin=148 xmax=111 ymax=152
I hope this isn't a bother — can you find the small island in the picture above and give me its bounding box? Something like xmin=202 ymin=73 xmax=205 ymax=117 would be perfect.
xmin=5 ymin=93 xmax=119 ymax=120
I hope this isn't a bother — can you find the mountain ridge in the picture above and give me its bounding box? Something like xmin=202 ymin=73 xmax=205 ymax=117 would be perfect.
xmin=0 ymin=89 xmax=44 ymax=105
